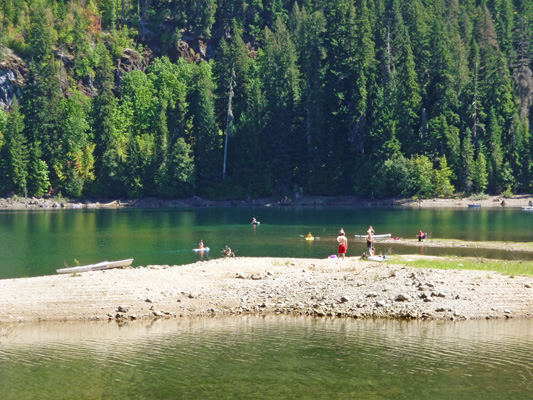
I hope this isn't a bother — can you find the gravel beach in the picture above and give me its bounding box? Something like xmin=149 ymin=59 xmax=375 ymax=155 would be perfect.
xmin=1 ymin=256 xmax=532 ymax=325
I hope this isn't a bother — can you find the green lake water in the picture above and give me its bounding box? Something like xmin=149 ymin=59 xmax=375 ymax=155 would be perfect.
xmin=1 ymin=207 xmax=532 ymax=279
xmin=1 ymin=207 xmax=533 ymax=399
xmin=1 ymin=316 xmax=532 ymax=399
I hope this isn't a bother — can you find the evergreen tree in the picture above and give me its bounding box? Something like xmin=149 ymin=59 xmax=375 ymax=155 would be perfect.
xmin=57 ymin=90 xmax=94 ymax=197
xmin=459 ymin=132 xmax=475 ymax=192
xmin=433 ymin=155 xmax=455 ymax=197
xmin=28 ymin=0 xmax=53 ymax=62
xmin=289 ymin=3 xmax=325 ymax=191
xmin=101 ymin=0 xmax=117 ymax=29
xmin=319 ymin=0 xmax=359 ymax=194
xmin=260 ymin=18 xmax=302 ymax=193
xmin=91 ymin=42 xmax=117 ymax=195
xmin=0 ymin=101 xmax=28 ymax=196
xmin=26 ymin=141 xmax=50 ymax=197
xmin=486 ymin=107 xmax=504 ymax=192
xmin=387 ymin=0 xmax=422 ymax=156
xmin=227 ymin=63 xmax=272 ymax=197
xmin=473 ymin=150 xmax=488 ymax=193
xmin=189 ymin=62 xmax=222 ymax=192
xmin=159 ymin=137 xmax=195 ymax=197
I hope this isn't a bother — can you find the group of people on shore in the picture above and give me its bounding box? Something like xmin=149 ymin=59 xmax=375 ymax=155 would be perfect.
xmin=336 ymin=226 xmax=375 ymax=260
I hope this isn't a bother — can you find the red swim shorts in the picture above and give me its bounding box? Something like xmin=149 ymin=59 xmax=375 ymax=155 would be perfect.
xmin=338 ymin=244 xmax=347 ymax=254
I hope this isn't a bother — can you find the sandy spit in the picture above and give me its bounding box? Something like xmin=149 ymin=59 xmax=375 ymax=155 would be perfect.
xmin=1 ymin=257 xmax=532 ymax=325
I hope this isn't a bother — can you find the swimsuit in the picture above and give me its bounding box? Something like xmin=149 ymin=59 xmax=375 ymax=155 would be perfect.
xmin=338 ymin=244 xmax=347 ymax=254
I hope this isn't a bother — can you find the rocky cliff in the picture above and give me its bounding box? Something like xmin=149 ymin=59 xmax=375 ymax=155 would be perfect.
xmin=0 ymin=46 xmax=26 ymax=109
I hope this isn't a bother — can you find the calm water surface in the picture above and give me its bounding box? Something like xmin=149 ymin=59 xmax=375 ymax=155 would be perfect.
xmin=1 ymin=316 xmax=532 ymax=399
xmin=1 ymin=207 xmax=532 ymax=279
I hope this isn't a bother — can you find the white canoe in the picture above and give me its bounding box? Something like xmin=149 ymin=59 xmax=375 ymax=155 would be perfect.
xmin=354 ymin=234 xmax=391 ymax=239
xmin=57 ymin=258 xmax=134 ymax=274
xmin=522 ymin=206 xmax=533 ymax=211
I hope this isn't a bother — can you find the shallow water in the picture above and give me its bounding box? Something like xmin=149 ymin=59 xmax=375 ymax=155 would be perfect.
xmin=1 ymin=316 xmax=532 ymax=399
xmin=1 ymin=207 xmax=532 ymax=279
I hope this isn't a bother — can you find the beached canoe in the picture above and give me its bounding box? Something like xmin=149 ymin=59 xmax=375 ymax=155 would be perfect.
xmin=56 ymin=258 xmax=134 ymax=274
xmin=354 ymin=234 xmax=391 ymax=239
xmin=468 ymin=204 xmax=481 ymax=208
xmin=523 ymin=206 xmax=533 ymax=211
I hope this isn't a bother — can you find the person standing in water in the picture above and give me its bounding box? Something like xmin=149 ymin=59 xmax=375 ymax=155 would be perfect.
xmin=198 ymin=240 xmax=204 ymax=249
xmin=337 ymin=229 xmax=348 ymax=260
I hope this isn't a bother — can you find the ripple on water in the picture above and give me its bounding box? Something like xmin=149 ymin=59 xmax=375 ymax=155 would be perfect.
xmin=1 ymin=317 xmax=533 ymax=399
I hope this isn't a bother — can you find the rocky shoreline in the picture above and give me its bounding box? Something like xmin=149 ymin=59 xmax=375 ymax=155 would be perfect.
xmin=1 ymin=256 xmax=532 ymax=325
xmin=1 ymin=193 xmax=532 ymax=210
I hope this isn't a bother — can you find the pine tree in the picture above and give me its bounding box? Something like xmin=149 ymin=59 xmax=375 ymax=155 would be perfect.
xmin=289 ymin=3 xmax=325 ymax=191
xmin=26 ymin=141 xmax=50 ymax=197
xmin=433 ymin=155 xmax=455 ymax=197
xmin=0 ymin=101 xmax=28 ymax=196
xmin=260 ymin=18 xmax=302 ymax=193
xmin=459 ymin=132 xmax=475 ymax=193
xmin=486 ymin=107 xmax=504 ymax=192
xmin=92 ymin=42 xmax=116 ymax=194
xmin=387 ymin=0 xmax=422 ymax=156
xmin=189 ymin=62 xmax=222 ymax=192
xmin=473 ymin=150 xmax=488 ymax=193
xmin=319 ymin=0 xmax=360 ymax=194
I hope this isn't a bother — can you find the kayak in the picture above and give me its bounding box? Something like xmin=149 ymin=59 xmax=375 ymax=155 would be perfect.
xmin=354 ymin=234 xmax=391 ymax=239
xmin=193 ymin=247 xmax=210 ymax=252
xmin=305 ymin=236 xmax=314 ymax=241
xmin=252 ymin=221 xmax=260 ymax=225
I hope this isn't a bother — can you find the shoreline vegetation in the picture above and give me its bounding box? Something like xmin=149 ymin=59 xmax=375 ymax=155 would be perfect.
xmin=1 ymin=254 xmax=532 ymax=326
xmin=1 ymin=194 xmax=533 ymax=210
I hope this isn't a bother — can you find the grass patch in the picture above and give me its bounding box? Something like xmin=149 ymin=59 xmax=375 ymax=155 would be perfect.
xmin=398 ymin=238 xmax=533 ymax=252
xmin=393 ymin=256 xmax=533 ymax=277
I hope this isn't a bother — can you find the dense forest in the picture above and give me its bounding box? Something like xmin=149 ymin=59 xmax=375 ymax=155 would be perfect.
xmin=0 ymin=0 xmax=532 ymax=200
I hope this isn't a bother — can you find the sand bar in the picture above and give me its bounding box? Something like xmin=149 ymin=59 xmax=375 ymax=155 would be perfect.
xmin=1 ymin=256 xmax=532 ymax=325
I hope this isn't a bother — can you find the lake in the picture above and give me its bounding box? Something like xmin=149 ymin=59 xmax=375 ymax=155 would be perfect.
xmin=2 ymin=207 xmax=533 ymax=399
xmin=1 ymin=206 xmax=532 ymax=279
xmin=1 ymin=316 xmax=532 ymax=399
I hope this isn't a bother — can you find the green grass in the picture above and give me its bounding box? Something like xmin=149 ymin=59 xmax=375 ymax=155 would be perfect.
xmin=392 ymin=256 xmax=533 ymax=277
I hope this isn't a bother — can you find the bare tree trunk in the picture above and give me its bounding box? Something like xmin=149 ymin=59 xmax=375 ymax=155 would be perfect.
xmin=222 ymin=68 xmax=235 ymax=180
xmin=473 ymin=61 xmax=478 ymax=148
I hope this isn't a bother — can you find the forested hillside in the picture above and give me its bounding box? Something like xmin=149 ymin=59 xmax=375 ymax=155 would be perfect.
xmin=0 ymin=0 xmax=532 ymax=199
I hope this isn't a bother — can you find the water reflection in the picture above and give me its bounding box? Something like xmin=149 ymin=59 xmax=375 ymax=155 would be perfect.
xmin=1 ymin=316 xmax=532 ymax=399
xmin=1 ymin=207 xmax=532 ymax=279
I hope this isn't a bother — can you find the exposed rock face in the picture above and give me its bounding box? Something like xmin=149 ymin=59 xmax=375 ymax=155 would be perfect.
xmin=116 ymin=48 xmax=152 ymax=83
xmin=172 ymin=36 xmax=217 ymax=63
xmin=0 ymin=46 xmax=26 ymax=110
